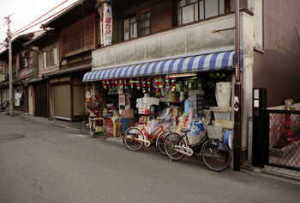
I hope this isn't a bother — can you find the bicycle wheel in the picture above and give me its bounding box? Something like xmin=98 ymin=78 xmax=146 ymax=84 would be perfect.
xmin=164 ymin=132 xmax=186 ymax=161
xmin=201 ymin=139 xmax=231 ymax=172
xmin=123 ymin=127 xmax=144 ymax=151
xmin=156 ymin=132 xmax=168 ymax=155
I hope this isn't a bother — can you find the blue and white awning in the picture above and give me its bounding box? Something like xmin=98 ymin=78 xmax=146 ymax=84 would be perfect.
xmin=83 ymin=50 xmax=236 ymax=82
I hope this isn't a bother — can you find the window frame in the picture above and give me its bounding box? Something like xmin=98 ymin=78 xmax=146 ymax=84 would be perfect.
xmin=123 ymin=10 xmax=152 ymax=41
xmin=123 ymin=16 xmax=138 ymax=41
xmin=43 ymin=48 xmax=58 ymax=69
xmin=137 ymin=11 xmax=152 ymax=37
xmin=177 ymin=0 xmax=230 ymax=26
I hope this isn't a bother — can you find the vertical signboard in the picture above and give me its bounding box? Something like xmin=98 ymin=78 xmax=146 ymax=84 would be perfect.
xmin=102 ymin=3 xmax=113 ymax=46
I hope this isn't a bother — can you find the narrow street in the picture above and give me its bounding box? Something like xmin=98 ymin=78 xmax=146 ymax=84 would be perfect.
xmin=0 ymin=114 xmax=299 ymax=203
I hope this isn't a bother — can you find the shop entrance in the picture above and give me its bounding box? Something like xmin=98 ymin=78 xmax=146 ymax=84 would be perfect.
xmin=87 ymin=71 xmax=234 ymax=139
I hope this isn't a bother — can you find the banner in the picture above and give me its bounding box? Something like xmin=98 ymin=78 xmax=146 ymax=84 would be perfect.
xmin=102 ymin=3 xmax=113 ymax=46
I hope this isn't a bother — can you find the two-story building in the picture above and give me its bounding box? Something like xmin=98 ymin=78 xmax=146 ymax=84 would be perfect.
xmin=82 ymin=0 xmax=300 ymax=165
xmin=24 ymin=0 xmax=98 ymax=121
xmin=83 ymin=0 xmax=253 ymax=158
xmin=0 ymin=32 xmax=41 ymax=112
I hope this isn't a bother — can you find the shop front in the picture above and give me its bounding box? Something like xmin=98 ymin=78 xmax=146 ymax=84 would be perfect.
xmin=49 ymin=74 xmax=86 ymax=121
xmin=83 ymin=50 xmax=236 ymax=142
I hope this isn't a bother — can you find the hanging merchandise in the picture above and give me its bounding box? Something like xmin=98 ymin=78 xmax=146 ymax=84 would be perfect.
xmin=136 ymin=94 xmax=160 ymax=115
xmin=171 ymin=79 xmax=176 ymax=92
xmin=130 ymin=79 xmax=134 ymax=89
xmin=142 ymin=79 xmax=147 ymax=93
xmin=137 ymin=79 xmax=141 ymax=90
xmin=167 ymin=91 xmax=178 ymax=103
xmin=102 ymin=81 xmax=107 ymax=89
xmin=165 ymin=78 xmax=170 ymax=90
xmin=124 ymin=80 xmax=128 ymax=89
xmin=147 ymin=78 xmax=151 ymax=92
xmin=119 ymin=80 xmax=123 ymax=90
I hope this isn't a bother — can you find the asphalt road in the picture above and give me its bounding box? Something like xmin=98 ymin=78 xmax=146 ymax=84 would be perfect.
xmin=0 ymin=114 xmax=299 ymax=203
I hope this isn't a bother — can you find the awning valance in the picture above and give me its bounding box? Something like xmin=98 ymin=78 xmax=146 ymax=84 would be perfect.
xmin=83 ymin=50 xmax=235 ymax=82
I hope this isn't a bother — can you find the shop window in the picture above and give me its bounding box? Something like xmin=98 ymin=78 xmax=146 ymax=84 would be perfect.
xmin=177 ymin=0 xmax=229 ymax=26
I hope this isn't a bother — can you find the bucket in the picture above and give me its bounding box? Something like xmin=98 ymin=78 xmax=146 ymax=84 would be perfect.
xmin=216 ymin=82 xmax=231 ymax=107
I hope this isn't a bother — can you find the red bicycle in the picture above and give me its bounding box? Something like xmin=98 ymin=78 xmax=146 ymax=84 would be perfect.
xmin=123 ymin=120 xmax=172 ymax=154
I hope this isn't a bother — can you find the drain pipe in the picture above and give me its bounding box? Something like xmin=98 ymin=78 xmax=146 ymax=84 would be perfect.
xmin=233 ymin=0 xmax=242 ymax=171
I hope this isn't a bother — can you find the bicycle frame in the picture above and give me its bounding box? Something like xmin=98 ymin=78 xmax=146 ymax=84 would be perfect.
xmin=137 ymin=125 xmax=167 ymax=147
xmin=173 ymin=132 xmax=209 ymax=157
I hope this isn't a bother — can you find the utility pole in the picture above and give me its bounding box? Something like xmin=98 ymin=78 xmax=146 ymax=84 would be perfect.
xmin=4 ymin=15 xmax=14 ymax=116
xmin=233 ymin=0 xmax=242 ymax=171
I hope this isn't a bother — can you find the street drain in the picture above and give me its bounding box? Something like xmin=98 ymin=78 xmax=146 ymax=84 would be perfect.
xmin=0 ymin=133 xmax=25 ymax=142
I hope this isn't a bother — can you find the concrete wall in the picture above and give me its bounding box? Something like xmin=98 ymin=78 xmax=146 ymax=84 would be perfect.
xmin=253 ymin=0 xmax=300 ymax=107
xmin=93 ymin=14 xmax=235 ymax=69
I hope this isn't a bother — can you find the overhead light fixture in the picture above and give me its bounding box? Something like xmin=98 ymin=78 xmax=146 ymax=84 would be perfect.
xmin=167 ymin=73 xmax=197 ymax=78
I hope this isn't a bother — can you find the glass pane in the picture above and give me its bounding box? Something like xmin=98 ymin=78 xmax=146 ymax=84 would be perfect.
xmin=219 ymin=0 xmax=225 ymax=15
xmin=205 ymin=0 xmax=219 ymax=18
xmin=199 ymin=0 xmax=204 ymax=20
xmin=179 ymin=0 xmax=186 ymax=7
xmin=195 ymin=3 xmax=199 ymax=21
xmin=124 ymin=32 xmax=129 ymax=41
xmin=144 ymin=20 xmax=150 ymax=28
xmin=124 ymin=19 xmax=130 ymax=40
xmin=182 ymin=4 xmax=195 ymax=24
xmin=178 ymin=8 xmax=182 ymax=24
xmin=131 ymin=17 xmax=136 ymax=23
xmin=132 ymin=23 xmax=137 ymax=38
xmin=144 ymin=28 xmax=150 ymax=35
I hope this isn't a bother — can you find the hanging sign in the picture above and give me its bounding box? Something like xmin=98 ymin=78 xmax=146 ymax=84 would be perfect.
xmin=103 ymin=3 xmax=113 ymax=46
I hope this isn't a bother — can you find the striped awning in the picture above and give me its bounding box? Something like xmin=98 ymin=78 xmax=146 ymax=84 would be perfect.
xmin=83 ymin=50 xmax=235 ymax=82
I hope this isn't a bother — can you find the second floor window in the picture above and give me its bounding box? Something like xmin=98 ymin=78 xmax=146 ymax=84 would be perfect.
xmin=177 ymin=0 xmax=228 ymax=26
xmin=138 ymin=12 xmax=151 ymax=37
xmin=123 ymin=11 xmax=151 ymax=41
xmin=43 ymin=48 xmax=58 ymax=68
xmin=124 ymin=17 xmax=137 ymax=41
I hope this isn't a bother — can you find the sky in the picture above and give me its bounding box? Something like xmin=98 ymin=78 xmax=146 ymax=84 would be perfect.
xmin=0 ymin=0 xmax=78 ymax=44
